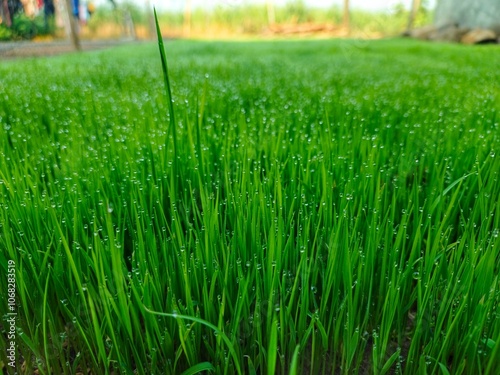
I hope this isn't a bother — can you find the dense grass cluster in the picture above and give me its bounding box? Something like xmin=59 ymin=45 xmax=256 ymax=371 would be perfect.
xmin=0 ymin=39 xmax=499 ymax=374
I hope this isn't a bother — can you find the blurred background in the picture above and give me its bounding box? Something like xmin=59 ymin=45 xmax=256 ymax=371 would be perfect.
xmin=0 ymin=0 xmax=436 ymax=41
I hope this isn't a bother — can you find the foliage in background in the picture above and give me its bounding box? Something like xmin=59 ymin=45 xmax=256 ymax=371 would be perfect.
xmin=0 ymin=13 xmax=54 ymax=40
xmin=0 ymin=2 xmax=434 ymax=40
xmin=0 ymin=25 xmax=12 ymax=41
xmin=157 ymin=3 xmax=434 ymax=37
xmin=87 ymin=1 xmax=147 ymax=34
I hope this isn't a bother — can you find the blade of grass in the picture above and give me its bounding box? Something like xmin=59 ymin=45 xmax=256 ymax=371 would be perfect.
xmin=268 ymin=319 xmax=278 ymax=375
xmin=288 ymin=345 xmax=300 ymax=375
xmin=180 ymin=362 xmax=216 ymax=375
xmin=143 ymin=307 xmax=242 ymax=375
xmin=154 ymin=7 xmax=177 ymax=173
xmin=42 ymin=268 xmax=51 ymax=375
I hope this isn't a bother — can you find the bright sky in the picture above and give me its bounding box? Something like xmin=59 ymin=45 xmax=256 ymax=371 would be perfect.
xmin=100 ymin=0 xmax=437 ymax=13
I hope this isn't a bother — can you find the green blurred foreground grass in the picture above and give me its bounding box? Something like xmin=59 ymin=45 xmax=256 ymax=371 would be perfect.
xmin=0 ymin=39 xmax=499 ymax=374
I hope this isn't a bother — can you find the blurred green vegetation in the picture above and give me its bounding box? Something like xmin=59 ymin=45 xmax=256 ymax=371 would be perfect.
xmin=157 ymin=2 xmax=433 ymax=37
xmin=0 ymin=2 xmax=433 ymax=40
xmin=0 ymin=13 xmax=55 ymax=40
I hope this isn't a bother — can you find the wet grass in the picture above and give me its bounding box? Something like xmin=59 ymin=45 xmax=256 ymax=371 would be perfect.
xmin=0 ymin=38 xmax=499 ymax=374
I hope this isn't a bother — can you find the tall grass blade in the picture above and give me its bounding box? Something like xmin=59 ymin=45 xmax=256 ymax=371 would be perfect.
xmin=154 ymin=7 xmax=177 ymax=163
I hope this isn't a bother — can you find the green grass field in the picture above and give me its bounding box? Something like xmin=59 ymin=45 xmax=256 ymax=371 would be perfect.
xmin=0 ymin=38 xmax=499 ymax=374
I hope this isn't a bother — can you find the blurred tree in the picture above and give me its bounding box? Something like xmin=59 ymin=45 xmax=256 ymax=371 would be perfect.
xmin=63 ymin=0 xmax=128 ymax=51
xmin=184 ymin=0 xmax=191 ymax=36
xmin=267 ymin=0 xmax=275 ymax=26
xmin=1 ymin=0 xmax=12 ymax=26
xmin=144 ymin=0 xmax=155 ymax=38
xmin=406 ymin=0 xmax=421 ymax=32
xmin=343 ymin=0 xmax=350 ymax=33
xmin=64 ymin=0 xmax=80 ymax=50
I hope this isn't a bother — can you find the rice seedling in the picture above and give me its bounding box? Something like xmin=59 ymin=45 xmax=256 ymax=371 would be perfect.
xmin=0 ymin=33 xmax=499 ymax=374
